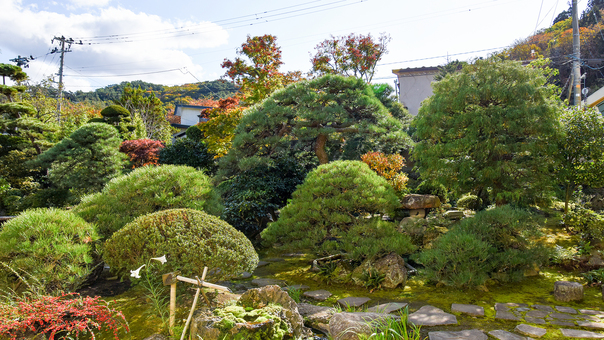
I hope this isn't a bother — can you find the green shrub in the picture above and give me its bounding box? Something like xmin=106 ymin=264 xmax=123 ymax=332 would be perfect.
xmin=565 ymin=207 xmax=604 ymax=243
xmin=416 ymin=205 xmax=550 ymax=288
xmin=103 ymin=209 xmax=258 ymax=281
xmin=185 ymin=125 xmax=203 ymax=140
xmin=261 ymin=161 xmax=411 ymax=260
xmin=415 ymin=180 xmax=448 ymax=203
xmin=158 ymin=138 xmax=216 ymax=175
xmin=220 ymin=157 xmax=306 ymax=239
xmin=74 ymin=164 xmax=222 ymax=239
xmin=0 ymin=208 xmax=99 ymax=292
xmin=456 ymin=194 xmax=483 ymax=211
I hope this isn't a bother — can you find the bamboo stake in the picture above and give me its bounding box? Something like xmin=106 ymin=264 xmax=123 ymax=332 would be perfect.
xmin=169 ymin=281 xmax=177 ymax=335
xmin=180 ymin=267 xmax=207 ymax=340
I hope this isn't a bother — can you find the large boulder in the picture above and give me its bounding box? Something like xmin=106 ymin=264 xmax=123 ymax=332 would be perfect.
xmin=401 ymin=194 xmax=441 ymax=210
xmin=352 ymin=253 xmax=408 ymax=289
xmin=190 ymin=285 xmax=312 ymax=340
xmin=298 ymin=303 xmax=335 ymax=335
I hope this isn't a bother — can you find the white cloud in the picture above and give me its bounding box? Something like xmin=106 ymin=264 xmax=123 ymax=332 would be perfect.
xmin=68 ymin=0 xmax=111 ymax=8
xmin=0 ymin=0 xmax=229 ymax=91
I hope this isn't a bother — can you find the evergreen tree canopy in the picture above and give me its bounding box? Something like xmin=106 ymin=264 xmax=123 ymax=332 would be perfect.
xmin=413 ymin=58 xmax=562 ymax=207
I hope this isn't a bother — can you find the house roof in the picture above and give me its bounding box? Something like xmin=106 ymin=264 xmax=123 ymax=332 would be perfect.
xmin=392 ymin=66 xmax=439 ymax=77
xmin=586 ymin=86 xmax=604 ymax=108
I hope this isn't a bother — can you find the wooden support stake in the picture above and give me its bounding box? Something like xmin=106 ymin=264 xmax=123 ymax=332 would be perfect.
xmin=180 ymin=267 xmax=207 ymax=340
xmin=169 ymin=281 xmax=176 ymax=335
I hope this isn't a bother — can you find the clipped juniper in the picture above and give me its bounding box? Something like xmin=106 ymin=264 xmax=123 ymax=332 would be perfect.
xmin=261 ymin=160 xmax=415 ymax=261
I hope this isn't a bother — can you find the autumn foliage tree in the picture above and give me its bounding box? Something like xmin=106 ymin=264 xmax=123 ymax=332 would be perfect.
xmin=361 ymin=151 xmax=408 ymax=193
xmin=197 ymin=97 xmax=244 ymax=157
xmin=119 ymin=139 xmax=164 ymax=168
xmin=222 ymin=35 xmax=303 ymax=105
xmin=310 ymin=33 xmax=391 ymax=83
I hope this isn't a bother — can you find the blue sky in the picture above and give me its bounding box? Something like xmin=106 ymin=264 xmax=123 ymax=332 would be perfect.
xmin=0 ymin=0 xmax=589 ymax=92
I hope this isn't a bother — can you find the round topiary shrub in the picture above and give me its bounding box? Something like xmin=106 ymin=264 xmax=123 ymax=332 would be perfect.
xmin=456 ymin=194 xmax=483 ymax=211
xmin=103 ymin=209 xmax=258 ymax=280
xmin=73 ymin=164 xmax=222 ymax=239
xmin=261 ymin=160 xmax=412 ymax=259
xmin=159 ymin=138 xmax=216 ymax=175
xmin=0 ymin=208 xmax=99 ymax=292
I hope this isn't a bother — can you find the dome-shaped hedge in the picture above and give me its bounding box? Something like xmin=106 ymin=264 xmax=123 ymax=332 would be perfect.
xmin=261 ymin=160 xmax=410 ymax=259
xmin=103 ymin=209 xmax=258 ymax=280
xmin=0 ymin=208 xmax=99 ymax=292
xmin=74 ymin=165 xmax=222 ymax=239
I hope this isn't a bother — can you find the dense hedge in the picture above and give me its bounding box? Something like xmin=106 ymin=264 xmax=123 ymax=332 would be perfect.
xmin=74 ymin=165 xmax=222 ymax=239
xmin=0 ymin=208 xmax=99 ymax=292
xmin=158 ymin=138 xmax=216 ymax=175
xmin=104 ymin=209 xmax=258 ymax=280
xmin=261 ymin=161 xmax=412 ymax=259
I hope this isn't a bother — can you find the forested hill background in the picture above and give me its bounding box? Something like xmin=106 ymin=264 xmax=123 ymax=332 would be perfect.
xmin=66 ymin=80 xmax=239 ymax=105
xmin=500 ymin=0 xmax=604 ymax=98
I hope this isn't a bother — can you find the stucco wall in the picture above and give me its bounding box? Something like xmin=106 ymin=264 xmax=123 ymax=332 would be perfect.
xmin=397 ymin=73 xmax=436 ymax=116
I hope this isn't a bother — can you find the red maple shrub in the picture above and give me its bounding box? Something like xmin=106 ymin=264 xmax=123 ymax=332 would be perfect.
xmin=119 ymin=139 xmax=164 ymax=168
xmin=0 ymin=293 xmax=128 ymax=339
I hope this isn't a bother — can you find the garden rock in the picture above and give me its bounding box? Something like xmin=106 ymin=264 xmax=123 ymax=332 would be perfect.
xmin=553 ymin=281 xmax=583 ymax=302
xmin=515 ymin=324 xmax=546 ymax=338
xmin=408 ymin=305 xmax=457 ymax=326
xmin=298 ymin=303 xmax=335 ymax=335
xmin=401 ymin=194 xmax=441 ymax=209
xmin=443 ymin=210 xmax=464 ymax=220
xmin=428 ymin=329 xmax=488 ymax=340
xmin=303 ymin=290 xmax=332 ymax=301
xmin=451 ymin=303 xmax=484 ymax=317
xmin=367 ymin=302 xmax=408 ymax=314
xmin=560 ymin=329 xmax=604 ymax=338
xmin=252 ymin=278 xmax=286 ymax=287
xmin=329 ymin=312 xmax=395 ymax=340
xmin=588 ymin=254 xmax=604 ymax=267
xmin=337 ymin=297 xmax=371 ymax=308
xmin=488 ymin=330 xmax=529 ymax=340
xmin=351 ymin=252 xmax=408 ymax=289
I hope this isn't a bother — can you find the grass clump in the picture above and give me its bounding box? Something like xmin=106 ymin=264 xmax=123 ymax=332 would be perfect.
xmin=74 ymin=164 xmax=222 ymax=239
xmin=103 ymin=209 xmax=258 ymax=281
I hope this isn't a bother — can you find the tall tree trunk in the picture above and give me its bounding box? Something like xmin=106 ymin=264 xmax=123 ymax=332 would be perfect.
xmin=315 ymin=133 xmax=329 ymax=164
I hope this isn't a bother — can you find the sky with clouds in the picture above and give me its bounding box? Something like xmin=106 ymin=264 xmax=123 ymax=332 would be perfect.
xmin=0 ymin=0 xmax=589 ymax=92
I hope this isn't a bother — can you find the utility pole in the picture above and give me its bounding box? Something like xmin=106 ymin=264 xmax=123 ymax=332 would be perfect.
xmin=51 ymin=36 xmax=82 ymax=122
xmin=572 ymin=0 xmax=582 ymax=107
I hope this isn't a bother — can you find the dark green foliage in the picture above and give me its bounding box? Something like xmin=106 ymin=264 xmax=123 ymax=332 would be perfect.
xmin=456 ymin=194 xmax=483 ymax=211
xmin=99 ymin=104 xmax=138 ymax=139
xmin=0 ymin=64 xmax=27 ymax=84
xmin=33 ymin=123 xmax=126 ymax=194
xmin=371 ymin=83 xmax=412 ymax=128
xmin=415 ymin=180 xmax=448 ymax=203
xmin=103 ymin=209 xmax=258 ymax=281
xmin=185 ymin=125 xmax=203 ymax=140
xmin=73 ymin=165 xmax=222 ymax=239
xmin=261 ymin=161 xmax=413 ymax=260
xmin=219 ymin=75 xmax=412 ymax=179
xmin=417 ymin=206 xmax=551 ymax=289
xmin=0 ymin=208 xmax=99 ymax=292
xmin=565 ymin=208 xmax=604 ymax=243
xmin=414 ymin=58 xmax=561 ymax=207
xmin=433 ymin=60 xmax=467 ymax=81
xmin=158 ymin=138 xmax=216 ymax=174
xmin=221 ymin=157 xmax=306 ymax=238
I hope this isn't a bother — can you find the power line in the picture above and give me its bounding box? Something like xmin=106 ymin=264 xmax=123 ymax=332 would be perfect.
xmin=64 ymin=68 xmax=182 ymax=77
xmin=377 ymin=47 xmax=505 ymax=67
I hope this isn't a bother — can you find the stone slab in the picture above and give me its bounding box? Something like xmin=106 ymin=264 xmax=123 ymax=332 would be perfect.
xmin=556 ymin=305 xmax=578 ymax=314
xmin=495 ymin=310 xmax=521 ymax=321
xmin=488 ymin=330 xmax=529 ymax=340
xmin=515 ymin=324 xmax=546 ymax=338
xmin=581 ymin=309 xmax=604 ymax=316
xmin=337 ymin=297 xmax=371 ymax=308
xmin=560 ymin=329 xmax=604 ymax=338
xmin=550 ymin=312 xmax=575 ymax=320
xmin=297 ymin=303 xmax=334 ymax=335
xmin=550 ymin=320 xmax=576 ymax=327
xmin=408 ymin=305 xmax=457 ymax=326
xmin=451 ymin=303 xmax=484 ymax=317
xmin=256 ymin=261 xmax=270 ymax=267
xmin=531 ymin=304 xmax=554 ymax=312
xmin=251 ymin=278 xmax=285 ymax=287
xmin=238 ymin=271 xmax=252 ymax=279
xmin=526 ymin=310 xmax=549 ymax=318
xmin=428 ymin=329 xmax=487 ymax=340
xmin=283 ymin=284 xmax=310 ymax=291
xmin=303 ymin=290 xmax=332 ymax=301
xmin=524 ymin=317 xmax=546 ymax=325
xmin=367 ymin=302 xmax=408 ymax=314
xmin=578 ymin=321 xmax=604 ymax=329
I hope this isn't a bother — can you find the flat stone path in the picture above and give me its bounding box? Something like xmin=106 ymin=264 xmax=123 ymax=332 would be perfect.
xmin=251 ymin=278 xmax=285 ymax=287
xmin=451 ymin=303 xmax=484 ymax=317
xmin=303 ymin=289 xmax=332 ymax=301
xmin=428 ymin=329 xmax=487 ymax=340
xmin=408 ymin=305 xmax=457 ymax=326
xmin=515 ymin=324 xmax=546 ymax=338
xmin=488 ymin=330 xmax=529 ymax=340
xmin=367 ymin=302 xmax=408 ymax=314
xmin=337 ymin=297 xmax=370 ymax=308
xmin=561 ymin=328 xmax=604 ymax=338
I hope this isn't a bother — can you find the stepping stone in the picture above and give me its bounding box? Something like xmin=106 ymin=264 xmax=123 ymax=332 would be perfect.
xmin=428 ymin=329 xmax=487 ymax=340
xmin=451 ymin=303 xmax=484 ymax=317
xmin=495 ymin=302 xmax=528 ymax=311
xmin=577 ymin=321 xmax=604 ymax=329
xmin=550 ymin=320 xmax=576 ymax=327
xmin=550 ymin=312 xmax=575 ymax=320
xmin=251 ymin=278 xmax=285 ymax=287
xmin=517 ymin=307 xmax=531 ymax=312
xmin=303 ymin=289 xmax=332 ymax=301
xmin=282 ymin=253 xmax=306 ymax=257
xmin=526 ymin=310 xmax=549 ymax=318
xmin=298 ymin=303 xmax=335 ymax=335
xmin=525 ymin=317 xmax=546 ymax=325
xmin=556 ymin=305 xmax=578 ymax=314
xmin=367 ymin=302 xmax=408 ymax=314
xmin=337 ymin=297 xmax=371 ymax=308
xmin=531 ymin=304 xmax=554 ymax=312
xmin=256 ymin=261 xmax=270 ymax=267
xmin=488 ymin=330 xmax=529 ymax=340
xmin=282 ymin=284 xmax=310 ymax=291
xmin=495 ymin=310 xmax=521 ymax=321
xmin=560 ymin=329 xmax=604 ymax=338
xmin=581 ymin=309 xmax=604 ymax=316
xmin=408 ymin=305 xmax=457 ymax=326
xmin=515 ymin=324 xmax=547 ymax=338
xmin=579 ymin=315 xmax=602 ymax=321
xmin=238 ymin=271 xmax=252 ymax=279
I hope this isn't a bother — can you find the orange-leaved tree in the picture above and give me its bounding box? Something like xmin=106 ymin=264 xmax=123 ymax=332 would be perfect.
xmin=119 ymin=139 xmax=164 ymax=168
xmin=197 ymin=97 xmax=244 ymax=158
xmin=361 ymin=151 xmax=408 ymax=193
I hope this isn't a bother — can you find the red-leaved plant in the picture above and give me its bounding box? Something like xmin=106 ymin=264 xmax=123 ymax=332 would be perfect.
xmin=119 ymin=139 xmax=165 ymax=168
xmin=0 ymin=293 xmax=128 ymax=339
